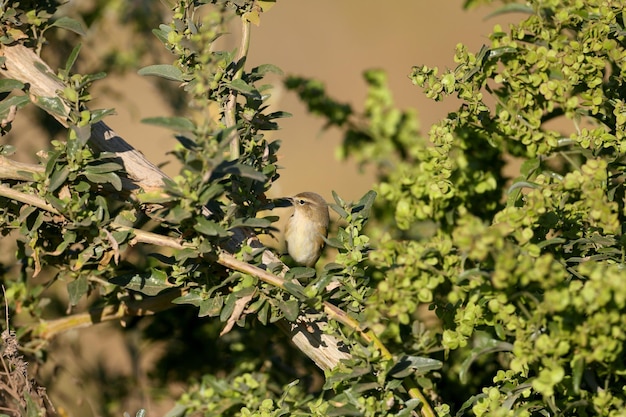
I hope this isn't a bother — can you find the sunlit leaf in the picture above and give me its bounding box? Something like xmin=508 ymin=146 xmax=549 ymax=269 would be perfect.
xmin=142 ymin=116 xmax=195 ymax=132
xmin=251 ymin=63 xmax=283 ymax=76
xmin=36 ymin=96 xmax=67 ymax=118
xmin=50 ymin=16 xmax=86 ymax=36
xmin=138 ymin=64 xmax=184 ymax=82
xmin=229 ymin=78 xmax=255 ymax=94
xmin=85 ymin=161 xmax=123 ymax=174
xmin=90 ymin=108 xmax=116 ymax=124
xmin=388 ymin=355 xmax=443 ymax=379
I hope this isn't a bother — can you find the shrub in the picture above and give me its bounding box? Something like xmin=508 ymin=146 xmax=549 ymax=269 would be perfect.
xmin=1 ymin=0 xmax=625 ymax=416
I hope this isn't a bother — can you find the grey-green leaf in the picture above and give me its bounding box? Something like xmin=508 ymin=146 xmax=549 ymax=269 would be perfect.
xmin=138 ymin=64 xmax=184 ymax=82
xmin=51 ymin=16 xmax=87 ymax=36
xmin=109 ymin=270 xmax=173 ymax=296
xmin=278 ymin=298 xmax=299 ymax=321
xmin=0 ymin=95 xmax=31 ymax=116
xmin=194 ymin=217 xmax=230 ymax=237
xmin=0 ymin=79 xmax=24 ymax=93
xmin=85 ymin=162 xmax=123 ymax=174
xmin=388 ymin=355 xmax=443 ymax=379
xmin=214 ymin=160 xmax=266 ymax=182
xmin=36 ymin=96 xmax=68 ymax=118
xmin=172 ymin=289 xmax=203 ymax=307
xmin=67 ymin=275 xmax=88 ymax=306
xmin=48 ymin=165 xmax=70 ymax=192
xmin=142 ymin=116 xmax=195 ymax=132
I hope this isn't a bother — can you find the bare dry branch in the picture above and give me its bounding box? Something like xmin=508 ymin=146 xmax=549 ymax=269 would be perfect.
xmin=0 ymin=42 xmax=357 ymax=372
xmin=0 ymin=44 xmax=167 ymax=192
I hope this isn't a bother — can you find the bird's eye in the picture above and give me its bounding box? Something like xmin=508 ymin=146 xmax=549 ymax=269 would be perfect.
xmin=298 ymin=199 xmax=306 ymax=205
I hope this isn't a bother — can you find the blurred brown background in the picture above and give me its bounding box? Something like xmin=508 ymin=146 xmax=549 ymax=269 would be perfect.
xmin=86 ymin=1 xmax=517 ymax=203
xmin=4 ymin=1 xmax=523 ymax=415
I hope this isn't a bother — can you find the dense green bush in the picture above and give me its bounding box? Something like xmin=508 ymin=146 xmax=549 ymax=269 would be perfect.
xmin=1 ymin=0 xmax=625 ymax=416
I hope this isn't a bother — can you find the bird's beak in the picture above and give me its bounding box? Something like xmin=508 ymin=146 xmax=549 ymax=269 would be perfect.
xmin=272 ymin=196 xmax=293 ymax=208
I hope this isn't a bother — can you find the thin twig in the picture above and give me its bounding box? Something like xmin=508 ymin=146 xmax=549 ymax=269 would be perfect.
xmin=0 ymin=184 xmax=59 ymax=214
xmin=224 ymin=15 xmax=251 ymax=160
xmin=0 ymin=156 xmax=44 ymax=181
xmin=36 ymin=288 xmax=185 ymax=340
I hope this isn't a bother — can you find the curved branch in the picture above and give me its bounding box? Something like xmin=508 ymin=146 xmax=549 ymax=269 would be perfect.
xmin=0 ymin=41 xmax=437 ymax=416
xmin=0 ymin=156 xmax=43 ymax=181
xmin=0 ymin=43 xmax=168 ymax=192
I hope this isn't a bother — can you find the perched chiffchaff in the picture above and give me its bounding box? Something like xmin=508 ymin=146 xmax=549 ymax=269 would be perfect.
xmin=284 ymin=192 xmax=330 ymax=267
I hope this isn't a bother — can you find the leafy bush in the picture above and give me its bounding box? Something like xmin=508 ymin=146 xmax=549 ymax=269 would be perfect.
xmin=1 ymin=0 xmax=625 ymax=416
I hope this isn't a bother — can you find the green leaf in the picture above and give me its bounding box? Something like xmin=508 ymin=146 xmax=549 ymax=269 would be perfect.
xmin=283 ymin=281 xmax=307 ymax=300
xmin=257 ymin=300 xmax=270 ymax=325
xmin=213 ymin=160 xmax=266 ymax=182
xmin=0 ymin=95 xmax=30 ymax=116
xmin=164 ymin=205 xmax=193 ymax=223
xmin=67 ymin=275 xmax=88 ymax=306
xmin=138 ymin=64 xmax=184 ymax=82
xmin=229 ymin=78 xmax=256 ymax=94
xmin=387 ymin=355 xmax=442 ymax=379
xmin=572 ymin=356 xmax=584 ymax=394
xmin=24 ymin=392 xmax=40 ymax=417
xmin=286 ymin=267 xmax=316 ymax=280
xmin=90 ymin=108 xmax=116 ymax=124
xmin=323 ymin=262 xmax=345 ymax=272
xmin=199 ymin=295 xmax=224 ymax=317
xmin=277 ymin=298 xmax=299 ymax=321
xmin=251 ymin=63 xmax=283 ymax=76
xmin=152 ymin=26 xmax=170 ymax=44
xmin=194 ymin=217 xmax=230 ymax=237
xmin=85 ymin=161 xmax=123 ymax=174
xmin=142 ymin=116 xmax=195 ymax=132
xmin=520 ymin=157 xmax=540 ymax=177
xmin=266 ymin=110 xmax=292 ymax=120
xmin=352 ymin=190 xmax=377 ymax=218
xmin=36 ymin=96 xmax=67 ymax=118
xmin=172 ymin=289 xmax=203 ymax=307
xmin=48 ymin=165 xmax=70 ymax=192
xmin=64 ymin=43 xmax=82 ymax=73
xmin=220 ymin=293 xmax=236 ymax=322
xmin=323 ymin=236 xmax=344 ymax=249
xmin=229 ymin=216 xmax=273 ymax=229
xmin=84 ymin=171 xmax=123 ymax=191
xmin=459 ymin=337 xmax=512 ymax=384
xmin=197 ymin=183 xmax=224 ymax=205
xmin=82 ymin=72 xmax=107 ymax=84
xmin=110 ymin=269 xmax=173 ymax=296
xmin=0 ymin=79 xmax=24 ymax=93
xmin=71 ymin=124 xmax=92 ymax=146
xmin=50 ymin=16 xmax=87 ymax=36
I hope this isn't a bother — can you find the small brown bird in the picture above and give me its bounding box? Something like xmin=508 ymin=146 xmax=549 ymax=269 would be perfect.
xmin=284 ymin=192 xmax=330 ymax=267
